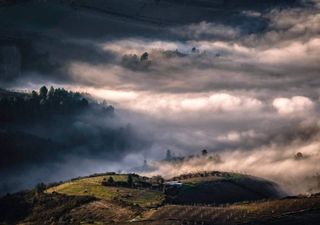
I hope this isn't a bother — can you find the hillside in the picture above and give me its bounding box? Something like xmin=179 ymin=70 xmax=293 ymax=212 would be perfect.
xmin=46 ymin=174 xmax=165 ymax=208
xmin=0 ymin=171 xmax=309 ymax=225
xmin=165 ymin=171 xmax=284 ymax=204
xmin=129 ymin=195 xmax=320 ymax=225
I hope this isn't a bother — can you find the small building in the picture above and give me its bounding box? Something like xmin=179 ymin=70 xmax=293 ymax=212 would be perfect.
xmin=164 ymin=181 xmax=183 ymax=187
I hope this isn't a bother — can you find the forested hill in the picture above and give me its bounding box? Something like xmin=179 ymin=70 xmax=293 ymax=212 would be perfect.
xmin=0 ymin=86 xmax=113 ymax=123
xmin=0 ymin=87 xmax=145 ymax=195
xmin=0 ymin=86 xmax=115 ymax=171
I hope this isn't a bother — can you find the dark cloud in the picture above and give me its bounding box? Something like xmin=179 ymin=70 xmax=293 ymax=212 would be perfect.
xmin=0 ymin=0 xmax=302 ymax=85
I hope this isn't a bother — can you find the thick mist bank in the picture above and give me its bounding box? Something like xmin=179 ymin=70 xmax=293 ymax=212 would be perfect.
xmin=142 ymin=136 xmax=320 ymax=195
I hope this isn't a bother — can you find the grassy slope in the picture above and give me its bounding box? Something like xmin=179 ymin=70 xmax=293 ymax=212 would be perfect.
xmin=120 ymin=194 xmax=320 ymax=225
xmin=2 ymin=191 xmax=320 ymax=225
xmin=177 ymin=175 xmax=222 ymax=185
xmin=2 ymin=173 xmax=320 ymax=225
xmin=47 ymin=173 xmax=282 ymax=207
xmin=46 ymin=175 xmax=165 ymax=208
xmin=176 ymin=172 xmax=246 ymax=185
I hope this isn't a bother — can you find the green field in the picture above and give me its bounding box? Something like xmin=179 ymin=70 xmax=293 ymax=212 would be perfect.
xmin=46 ymin=175 xmax=165 ymax=208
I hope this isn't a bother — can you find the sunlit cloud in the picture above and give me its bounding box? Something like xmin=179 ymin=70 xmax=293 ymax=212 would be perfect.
xmin=273 ymin=96 xmax=314 ymax=115
xmin=144 ymin=129 xmax=320 ymax=194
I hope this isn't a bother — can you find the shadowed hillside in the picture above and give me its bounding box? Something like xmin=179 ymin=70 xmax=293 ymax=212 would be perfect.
xmin=165 ymin=171 xmax=284 ymax=204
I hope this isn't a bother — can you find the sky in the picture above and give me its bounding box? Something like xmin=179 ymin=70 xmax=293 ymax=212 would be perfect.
xmin=1 ymin=0 xmax=320 ymax=194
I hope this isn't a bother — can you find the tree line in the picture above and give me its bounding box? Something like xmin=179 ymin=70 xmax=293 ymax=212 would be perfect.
xmin=0 ymin=86 xmax=89 ymax=122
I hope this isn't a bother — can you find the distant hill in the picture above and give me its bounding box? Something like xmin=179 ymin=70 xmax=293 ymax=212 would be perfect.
xmin=0 ymin=86 xmax=90 ymax=123
xmin=0 ymin=87 xmax=91 ymax=175
xmin=45 ymin=172 xmax=285 ymax=206
xmin=0 ymin=87 xmax=142 ymax=196
xmin=0 ymin=88 xmax=26 ymax=98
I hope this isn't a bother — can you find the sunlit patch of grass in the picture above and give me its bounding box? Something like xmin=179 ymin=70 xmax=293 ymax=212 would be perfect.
xmin=80 ymin=222 xmax=106 ymax=225
xmin=177 ymin=172 xmax=247 ymax=186
xmin=46 ymin=175 xmax=164 ymax=208
xmin=179 ymin=176 xmax=222 ymax=185
xmin=223 ymin=173 xmax=248 ymax=182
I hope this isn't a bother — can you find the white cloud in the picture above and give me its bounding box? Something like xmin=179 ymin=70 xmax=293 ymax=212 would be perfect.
xmin=217 ymin=130 xmax=261 ymax=142
xmin=208 ymin=93 xmax=262 ymax=112
xmin=126 ymin=92 xmax=263 ymax=115
xmin=259 ymin=38 xmax=320 ymax=66
xmin=273 ymin=96 xmax=314 ymax=115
